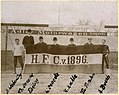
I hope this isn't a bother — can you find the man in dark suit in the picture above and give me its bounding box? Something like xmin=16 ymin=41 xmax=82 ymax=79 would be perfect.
xmin=34 ymin=36 xmax=48 ymax=53
xmin=66 ymin=38 xmax=77 ymax=54
xmin=49 ymin=37 xmax=61 ymax=54
xmin=84 ymin=38 xmax=94 ymax=53
xmin=102 ymin=39 xmax=109 ymax=69
xmin=22 ymin=29 xmax=34 ymax=53
xmin=84 ymin=38 xmax=93 ymax=45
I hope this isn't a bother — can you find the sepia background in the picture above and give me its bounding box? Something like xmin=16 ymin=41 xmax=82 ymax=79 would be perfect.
xmin=1 ymin=0 xmax=118 ymax=94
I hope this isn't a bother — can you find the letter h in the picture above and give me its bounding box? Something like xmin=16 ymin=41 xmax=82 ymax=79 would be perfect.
xmin=31 ymin=55 xmax=38 ymax=63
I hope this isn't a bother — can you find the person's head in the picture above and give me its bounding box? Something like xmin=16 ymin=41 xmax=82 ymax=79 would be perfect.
xmin=53 ymin=37 xmax=57 ymax=44
xmin=27 ymin=29 xmax=32 ymax=35
xmin=70 ymin=38 xmax=74 ymax=44
xmin=39 ymin=36 xmax=44 ymax=43
xmin=88 ymin=38 xmax=92 ymax=43
xmin=102 ymin=39 xmax=106 ymax=45
xmin=15 ymin=39 xmax=20 ymax=44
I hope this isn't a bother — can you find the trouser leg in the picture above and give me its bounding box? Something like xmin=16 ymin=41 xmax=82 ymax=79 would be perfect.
xmin=104 ymin=56 xmax=109 ymax=69
xmin=18 ymin=56 xmax=24 ymax=70
xmin=14 ymin=56 xmax=17 ymax=72
xmin=102 ymin=55 xmax=105 ymax=73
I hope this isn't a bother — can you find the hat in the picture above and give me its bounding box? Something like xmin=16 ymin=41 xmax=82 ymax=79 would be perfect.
xmin=53 ymin=37 xmax=57 ymax=41
xmin=27 ymin=29 xmax=32 ymax=32
xmin=39 ymin=36 xmax=43 ymax=39
xmin=70 ymin=38 xmax=74 ymax=41
xmin=88 ymin=38 xmax=92 ymax=40
xmin=102 ymin=39 xmax=106 ymax=42
xmin=15 ymin=38 xmax=19 ymax=41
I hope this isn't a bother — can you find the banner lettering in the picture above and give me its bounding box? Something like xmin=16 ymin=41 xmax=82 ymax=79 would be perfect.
xmin=25 ymin=53 xmax=102 ymax=65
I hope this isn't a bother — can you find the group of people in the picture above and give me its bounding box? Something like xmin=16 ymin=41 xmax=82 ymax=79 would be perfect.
xmin=12 ymin=29 xmax=109 ymax=74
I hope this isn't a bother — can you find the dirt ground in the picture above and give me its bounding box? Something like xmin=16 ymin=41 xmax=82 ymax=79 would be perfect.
xmin=1 ymin=69 xmax=118 ymax=94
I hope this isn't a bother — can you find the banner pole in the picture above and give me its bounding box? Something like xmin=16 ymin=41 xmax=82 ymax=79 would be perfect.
xmin=5 ymin=25 xmax=8 ymax=72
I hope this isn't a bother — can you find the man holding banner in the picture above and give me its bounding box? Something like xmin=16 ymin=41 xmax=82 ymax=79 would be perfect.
xmin=102 ymin=39 xmax=109 ymax=69
xmin=84 ymin=38 xmax=93 ymax=45
xmin=66 ymin=38 xmax=77 ymax=54
xmin=34 ymin=36 xmax=48 ymax=53
xmin=49 ymin=37 xmax=61 ymax=54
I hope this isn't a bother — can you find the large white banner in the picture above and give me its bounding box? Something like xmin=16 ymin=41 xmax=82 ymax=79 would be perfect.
xmin=25 ymin=53 xmax=102 ymax=65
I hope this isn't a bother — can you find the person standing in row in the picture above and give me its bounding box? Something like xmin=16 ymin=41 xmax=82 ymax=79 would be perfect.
xmin=84 ymin=38 xmax=93 ymax=45
xmin=66 ymin=38 xmax=77 ymax=54
xmin=102 ymin=39 xmax=110 ymax=69
xmin=49 ymin=37 xmax=61 ymax=54
xmin=34 ymin=36 xmax=48 ymax=53
xmin=13 ymin=39 xmax=24 ymax=74
xmin=22 ymin=29 xmax=34 ymax=53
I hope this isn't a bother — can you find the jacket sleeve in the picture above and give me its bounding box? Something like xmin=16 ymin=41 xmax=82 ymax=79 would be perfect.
xmin=22 ymin=36 xmax=26 ymax=46
xmin=31 ymin=36 xmax=34 ymax=44
xmin=107 ymin=45 xmax=110 ymax=54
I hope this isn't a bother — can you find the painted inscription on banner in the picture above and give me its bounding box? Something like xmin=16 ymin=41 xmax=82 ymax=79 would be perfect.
xmin=25 ymin=53 xmax=102 ymax=65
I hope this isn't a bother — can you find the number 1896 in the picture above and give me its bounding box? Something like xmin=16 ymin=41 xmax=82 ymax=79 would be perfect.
xmin=67 ymin=55 xmax=87 ymax=64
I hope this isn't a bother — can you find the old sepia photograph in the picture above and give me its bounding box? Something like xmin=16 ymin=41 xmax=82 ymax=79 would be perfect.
xmin=1 ymin=0 xmax=118 ymax=94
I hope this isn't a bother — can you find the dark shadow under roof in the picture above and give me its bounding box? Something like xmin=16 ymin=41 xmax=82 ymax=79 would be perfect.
xmin=1 ymin=23 xmax=49 ymax=27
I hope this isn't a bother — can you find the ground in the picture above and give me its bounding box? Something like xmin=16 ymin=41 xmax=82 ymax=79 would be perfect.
xmin=1 ymin=69 xmax=118 ymax=94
